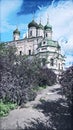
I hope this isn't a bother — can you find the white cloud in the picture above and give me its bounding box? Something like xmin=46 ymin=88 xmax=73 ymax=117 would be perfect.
xmin=0 ymin=0 xmax=22 ymax=20
xmin=0 ymin=0 xmax=23 ymax=32
xmin=65 ymin=54 xmax=73 ymax=68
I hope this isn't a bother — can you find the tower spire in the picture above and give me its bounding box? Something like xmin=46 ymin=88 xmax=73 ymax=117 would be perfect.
xmin=16 ymin=25 xmax=18 ymax=29
xmin=32 ymin=12 xmax=35 ymax=20
xmin=47 ymin=13 xmax=49 ymax=24
xmin=40 ymin=15 xmax=41 ymax=24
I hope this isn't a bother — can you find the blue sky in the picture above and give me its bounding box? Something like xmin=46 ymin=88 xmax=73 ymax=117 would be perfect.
xmin=0 ymin=0 xmax=73 ymax=67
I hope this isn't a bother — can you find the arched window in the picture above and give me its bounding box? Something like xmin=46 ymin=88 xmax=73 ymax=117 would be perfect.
xmin=58 ymin=63 xmax=60 ymax=70
xmin=42 ymin=58 xmax=46 ymax=66
xmin=62 ymin=66 xmax=63 ymax=70
xmin=29 ymin=50 xmax=31 ymax=55
xmin=30 ymin=31 xmax=32 ymax=36
xmin=46 ymin=33 xmax=47 ymax=37
xmin=14 ymin=37 xmax=15 ymax=40
xmin=20 ymin=51 xmax=22 ymax=55
xmin=50 ymin=58 xmax=54 ymax=66
xmin=43 ymin=41 xmax=45 ymax=44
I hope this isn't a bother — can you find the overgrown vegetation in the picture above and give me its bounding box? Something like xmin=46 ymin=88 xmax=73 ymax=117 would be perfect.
xmin=37 ymin=67 xmax=56 ymax=86
xmin=0 ymin=101 xmax=17 ymax=117
xmin=0 ymin=43 xmax=56 ymax=116
xmin=60 ymin=65 xmax=73 ymax=106
xmin=60 ymin=65 xmax=73 ymax=127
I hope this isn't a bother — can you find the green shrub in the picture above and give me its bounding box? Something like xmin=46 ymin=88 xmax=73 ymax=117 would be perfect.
xmin=0 ymin=111 xmax=5 ymax=116
xmin=0 ymin=101 xmax=17 ymax=117
xmin=37 ymin=67 xmax=56 ymax=86
xmin=0 ymin=103 xmax=9 ymax=117
xmin=7 ymin=103 xmax=17 ymax=110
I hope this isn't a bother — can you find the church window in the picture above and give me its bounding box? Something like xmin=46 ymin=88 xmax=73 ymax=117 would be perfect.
xmin=58 ymin=63 xmax=60 ymax=70
xmin=50 ymin=58 xmax=54 ymax=66
xmin=62 ymin=66 xmax=63 ymax=70
xmin=14 ymin=37 xmax=15 ymax=40
xmin=30 ymin=31 xmax=32 ymax=36
xmin=46 ymin=33 xmax=47 ymax=37
xmin=29 ymin=50 xmax=31 ymax=55
xmin=56 ymin=60 xmax=57 ymax=66
xmin=42 ymin=58 xmax=46 ymax=66
xmin=20 ymin=51 xmax=22 ymax=55
xmin=43 ymin=41 xmax=46 ymax=44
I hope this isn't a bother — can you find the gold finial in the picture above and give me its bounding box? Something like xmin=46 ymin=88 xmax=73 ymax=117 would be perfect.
xmin=32 ymin=12 xmax=35 ymax=20
xmin=16 ymin=25 xmax=18 ymax=30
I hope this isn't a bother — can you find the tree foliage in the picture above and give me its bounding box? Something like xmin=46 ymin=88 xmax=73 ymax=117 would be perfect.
xmin=37 ymin=67 xmax=56 ymax=86
xmin=0 ymin=44 xmax=56 ymax=105
xmin=60 ymin=65 xmax=73 ymax=107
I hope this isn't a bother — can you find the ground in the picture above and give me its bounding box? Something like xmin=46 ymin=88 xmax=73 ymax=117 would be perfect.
xmin=0 ymin=84 xmax=71 ymax=130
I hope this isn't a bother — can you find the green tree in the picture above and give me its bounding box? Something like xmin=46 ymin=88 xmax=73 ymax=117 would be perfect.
xmin=0 ymin=43 xmax=56 ymax=106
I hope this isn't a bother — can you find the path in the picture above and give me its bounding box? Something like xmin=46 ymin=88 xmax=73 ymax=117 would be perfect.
xmin=0 ymin=84 xmax=70 ymax=130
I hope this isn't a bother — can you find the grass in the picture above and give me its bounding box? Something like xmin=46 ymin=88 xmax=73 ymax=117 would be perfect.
xmin=0 ymin=101 xmax=17 ymax=117
xmin=32 ymin=86 xmax=47 ymax=92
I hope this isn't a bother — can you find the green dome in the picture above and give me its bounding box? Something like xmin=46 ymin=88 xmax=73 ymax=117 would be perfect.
xmin=13 ymin=28 xmax=20 ymax=35
xmin=28 ymin=20 xmax=38 ymax=28
xmin=44 ymin=23 xmax=52 ymax=30
xmin=38 ymin=23 xmax=44 ymax=30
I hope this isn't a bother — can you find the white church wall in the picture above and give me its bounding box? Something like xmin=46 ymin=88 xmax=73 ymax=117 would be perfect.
xmin=37 ymin=29 xmax=44 ymax=37
xmin=13 ymin=34 xmax=20 ymax=40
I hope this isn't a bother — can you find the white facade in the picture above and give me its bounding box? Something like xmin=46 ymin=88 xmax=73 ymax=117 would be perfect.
xmin=13 ymin=34 xmax=20 ymax=40
xmin=37 ymin=29 xmax=44 ymax=37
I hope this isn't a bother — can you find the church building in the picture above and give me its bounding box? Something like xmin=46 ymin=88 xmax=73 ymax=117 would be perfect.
xmin=7 ymin=17 xmax=65 ymax=77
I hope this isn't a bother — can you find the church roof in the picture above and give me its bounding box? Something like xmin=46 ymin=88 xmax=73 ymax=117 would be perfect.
xmin=13 ymin=28 xmax=20 ymax=35
xmin=28 ymin=20 xmax=38 ymax=28
xmin=47 ymin=40 xmax=59 ymax=47
xmin=38 ymin=39 xmax=60 ymax=48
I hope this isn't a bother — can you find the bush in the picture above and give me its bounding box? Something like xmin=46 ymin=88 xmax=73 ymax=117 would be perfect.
xmin=0 ymin=102 xmax=9 ymax=117
xmin=37 ymin=67 xmax=56 ymax=86
xmin=7 ymin=102 xmax=17 ymax=110
xmin=60 ymin=65 xmax=73 ymax=106
xmin=60 ymin=65 xmax=73 ymax=126
xmin=0 ymin=101 xmax=17 ymax=117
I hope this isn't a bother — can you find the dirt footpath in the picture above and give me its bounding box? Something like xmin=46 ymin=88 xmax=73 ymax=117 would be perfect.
xmin=1 ymin=84 xmax=71 ymax=130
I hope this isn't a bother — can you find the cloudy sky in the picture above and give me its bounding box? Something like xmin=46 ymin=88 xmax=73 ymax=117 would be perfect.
xmin=0 ymin=0 xmax=73 ymax=67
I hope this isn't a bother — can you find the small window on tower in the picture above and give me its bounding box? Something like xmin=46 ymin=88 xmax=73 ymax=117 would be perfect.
xmin=30 ymin=31 xmax=32 ymax=36
xmin=58 ymin=63 xmax=60 ymax=70
xmin=42 ymin=58 xmax=46 ymax=66
xmin=46 ymin=33 xmax=47 ymax=37
xmin=20 ymin=51 xmax=22 ymax=55
xmin=14 ymin=37 xmax=15 ymax=40
xmin=43 ymin=41 xmax=45 ymax=44
xmin=50 ymin=58 xmax=54 ymax=66
xmin=29 ymin=50 xmax=31 ymax=55
xmin=62 ymin=66 xmax=63 ymax=70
